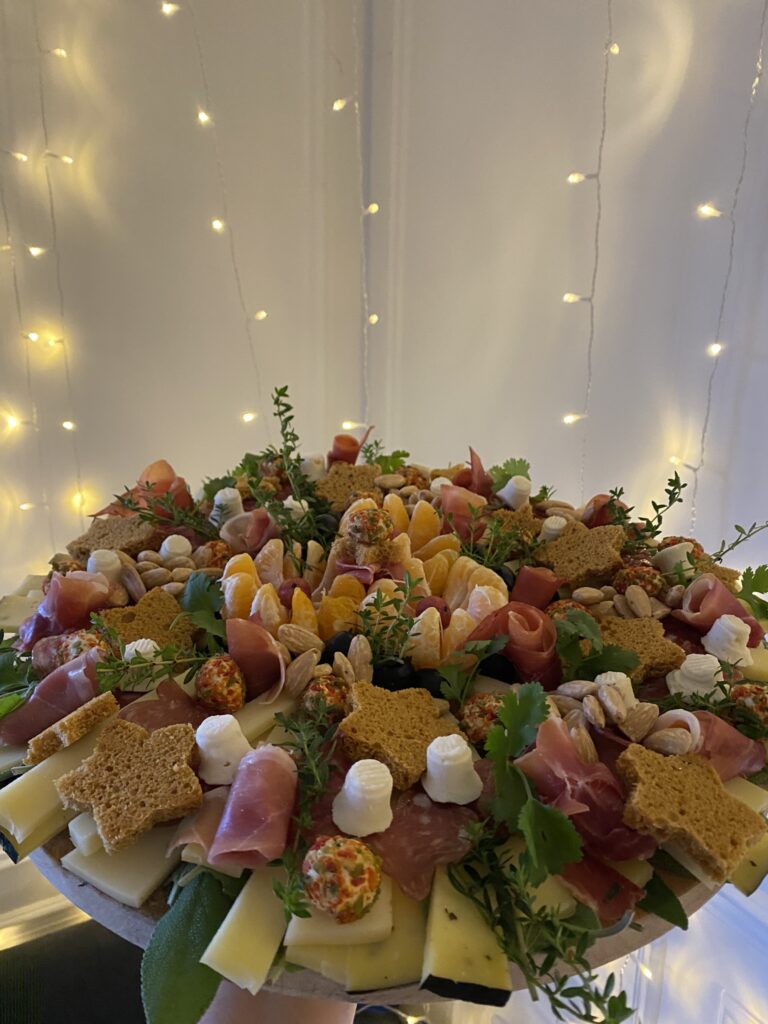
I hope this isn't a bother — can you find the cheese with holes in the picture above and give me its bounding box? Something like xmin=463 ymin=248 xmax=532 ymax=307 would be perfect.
xmin=420 ymin=865 xmax=511 ymax=1006
xmin=284 ymin=944 xmax=349 ymax=985
xmin=346 ymin=881 xmax=426 ymax=992
xmin=284 ymin=876 xmax=393 ymax=946
xmin=61 ymin=824 xmax=180 ymax=907
xmin=234 ymin=693 xmax=297 ymax=743
xmin=68 ymin=812 xmax=102 ymax=857
xmin=200 ymin=866 xmax=287 ymax=995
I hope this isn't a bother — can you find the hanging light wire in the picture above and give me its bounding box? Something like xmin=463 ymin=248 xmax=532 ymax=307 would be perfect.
xmin=352 ymin=3 xmax=372 ymax=426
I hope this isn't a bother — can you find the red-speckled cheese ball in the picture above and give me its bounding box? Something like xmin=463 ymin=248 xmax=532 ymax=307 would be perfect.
xmin=195 ymin=654 xmax=246 ymax=713
xmin=613 ymin=564 xmax=664 ymax=597
xmin=301 ymin=674 xmax=350 ymax=718
xmin=346 ymin=508 xmax=393 ymax=545
xmin=658 ymin=535 xmax=705 ymax=561
xmin=460 ymin=692 xmax=504 ymax=745
xmin=731 ymin=684 xmax=768 ymax=725
xmin=302 ymin=835 xmax=382 ymax=923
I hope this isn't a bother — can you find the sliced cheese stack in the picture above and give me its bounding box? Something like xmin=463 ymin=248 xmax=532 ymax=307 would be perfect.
xmin=68 ymin=813 xmax=102 ymax=857
xmin=234 ymin=692 xmax=297 ymax=743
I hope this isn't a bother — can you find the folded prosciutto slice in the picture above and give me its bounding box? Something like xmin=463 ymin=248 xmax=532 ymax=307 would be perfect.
xmin=17 ymin=572 xmax=111 ymax=652
xmin=516 ymin=718 xmax=656 ymax=861
xmin=92 ymin=459 xmax=193 ymax=518
xmin=119 ymin=679 xmax=208 ymax=732
xmin=467 ymin=600 xmax=561 ymax=690
xmin=220 ymin=508 xmax=280 ymax=555
xmin=367 ymin=790 xmax=478 ymax=901
xmin=0 ymin=647 xmax=103 ymax=746
xmin=450 ymin=448 xmax=493 ymax=499
xmin=440 ymin=484 xmax=487 ymax=541
xmin=693 ymin=711 xmax=766 ymax=780
xmin=226 ymin=618 xmax=285 ymax=701
xmin=560 ymin=855 xmax=645 ymax=926
xmin=208 ymin=746 xmax=297 ymax=869
xmin=509 ymin=566 xmax=561 ymax=609
xmin=672 ymin=574 xmax=764 ymax=648
xmin=167 ymin=787 xmax=229 ymax=859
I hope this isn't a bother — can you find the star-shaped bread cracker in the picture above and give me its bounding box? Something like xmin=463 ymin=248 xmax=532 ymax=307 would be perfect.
xmin=55 ymin=719 xmax=202 ymax=852
xmin=101 ymin=587 xmax=196 ymax=649
xmin=616 ymin=744 xmax=766 ymax=883
xmin=535 ymin=521 xmax=624 ymax=587
xmin=339 ymin=680 xmax=459 ymax=790
xmin=599 ymin=616 xmax=685 ymax=683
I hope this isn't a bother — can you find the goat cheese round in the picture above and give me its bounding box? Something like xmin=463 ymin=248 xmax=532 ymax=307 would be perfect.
xmin=195 ymin=714 xmax=252 ymax=785
xmin=86 ymin=549 xmax=122 ymax=583
xmin=332 ymin=760 xmax=394 ymax=837
xmin=702 ymin=614 xmax=753 ymax=667
xmin=421 ymin=734 xmax=483 ymax=805
xmin=159 ymin=534 xmax=193 ymax=561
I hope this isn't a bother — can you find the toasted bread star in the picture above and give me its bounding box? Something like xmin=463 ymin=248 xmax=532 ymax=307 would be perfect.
xmin=535 ymin=521 xmax=624 ymax=587
xmin=55 ymin=719 xmax=202 ymax=852
xmin=101 ymin=587 xmax=196 ymax=649
xmin=339 ymin=681 xmax=459 ymax=790
xmin=599 ymin=616 xmax=685 ymax=683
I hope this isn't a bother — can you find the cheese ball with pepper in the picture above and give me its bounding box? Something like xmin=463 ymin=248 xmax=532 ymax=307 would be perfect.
xmin=302 ymin=835 xmax=382 ymax=923
xmin=301 ymin=674 xmax=350 ymax=719
xmin=195 ymin=654 xmax=246 ymax=713
xmin=460 ymin=692 xmax=504 ymax=745
xmin=345 ymin=507 xmax=393 ymax=545
xmin=613 ymin=564 xmax=664 ymax=597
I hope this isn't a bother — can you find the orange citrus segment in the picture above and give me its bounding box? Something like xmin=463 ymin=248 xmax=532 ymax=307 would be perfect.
xmin=221 ymin=572 xmax=258 ymax=620
xmin=407 ymin=500 xmax=441 ymax=552
xmin=383 ymin=493 xmax=409 ymax=534
xmin=424 ymin=553 xmax=450 ymax=596
xmin=291 ymin=588 xmax=319 ymax=633
xmin=444 ymin=556 xmax=481 ymax=611
xmin=402 ymin=557 xmax=429 ymax=596
xmin=441 ymin=608 xmax=477 ymax=661
xmin=467 ymin=565 xmax=508 ymax=598
xmin=414 ymin=533 xmax=460 ymax=561
xmin=466 ymin=584 xmax=508 ymax=623
xmin=250 ymin=582 xmax=287 ymax=636
xmin=317 ymin=595 xmax=360 ymax=641
xmin=255 ymin=539 xmax=285 ymax=589
xmin=329 ymin=574 xmax=367 ymax=604
xmin=221 ymin=553 xmax=260 ymax=583
xmin=405 ymin=606 xmax=443 ymax=670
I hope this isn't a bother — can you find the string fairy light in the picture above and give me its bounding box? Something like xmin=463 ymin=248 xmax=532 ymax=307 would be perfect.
xmin=689 ymin=0 xmax=768 ymax=530
xmin=562 ymin=0 xmax=615 ymax=499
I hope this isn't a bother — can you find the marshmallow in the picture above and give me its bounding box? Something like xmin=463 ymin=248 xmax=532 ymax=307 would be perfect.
xmin=159 ymin=534 xmax=193 ymax=561
xmin=666 ymin=653 xmax=724 ymax=698
xmin=430 ymin=476 xmax=453 ymax=496
xmin=702 ymin=614 xmax=753 ymax=667
xmin=301 ymin=454 xmax=327 ymax=483
xmin=651 ymin=542 xmax=696 ymax=579
xmin=594 ymin=671 xmax=637 ymax=708
xmin=539 ymin=515 xmax=568 ymax=542
xmin=123 ymin=638 xmax=161 ymax=663
xmin=421 ymin=734 xmax=483 ymax=805
xmin=211 ymin=487 xmax=244 ymax=524
xmin=332 ymin=760 xmax=394 ymax=837
xmin=86 ymin=549 xmax=122 ymax=584
xmin=195 ymin=715 xmax=252 ymax=785
xmin=283 ymin=496 xmax=310 ymax=521
xmin=496 ymin=475 xmax=531 ymax=511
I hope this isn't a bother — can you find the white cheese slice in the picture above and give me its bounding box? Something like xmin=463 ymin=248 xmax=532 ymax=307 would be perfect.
xmin=284 ymin=944 xmax=349 ymax=985
xmin=345 ymin=881 xmax=426 ymax=992
xmin=284 ymin=876 xmax=393 ymax=946
xmin=200 ymin=866 xmax=287 ymax=995
xmin=661 ymin=842 xmax=720 ymax=889
xmin=1 ymin=806 xmax=76 ymax=863
xmin=605 ymin=858 xmax=654 ymax=890
xmin=0 ymin=722 xmax=110 ymax=845
xmin=724 ymin=776 xmax=768 ymax=816
xmin=68 ymin=812 xmax=102 ymax=857
xmin=234 ymin=693 xmax=297 ymax=743
xmin=61 ymin=824 xmax=180 ymax=907
xmin=263 ymin=722 xmax=293 ymax=746
xmin=420 ymin=865 xmax=511 ymax=1006
xmin=181 ymin=843 xmax=243 ymax=879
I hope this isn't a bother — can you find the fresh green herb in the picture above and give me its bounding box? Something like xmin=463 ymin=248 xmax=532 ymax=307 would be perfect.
xmin=748 ymin=765 xmax=768 ymax=787
xmin=637 ymin=873 xmax=688 ymax=929
xmin=272 ymin=699 xmax=339 ymax=919
xmin=517 ymin=797 xmax=583 ymax=886
xmin=115 ymin=486 xmax=219 ymax=541
xmin=605 ymin=474 xmax=687 ymax=553
xmin=489 ymin=457 xmax=531 ymax=493
xmin=456 ymin=505 xmax=541 ymax=571
xmin=737 ymin=566 xmax=768 ymax=619
xmin=141 ymin=871 xmax=237 ymax=1024
xmin=555 ymin=610 xmax=639 ymax=681
xmin=0 ymin=631 xmax=38 ymax=721
xmin=357 ymin=571 xmax=421 ymax=664
xmin=531 ymin=484 xmax=556 ymax=504
xmin=360 ymin=438 xmax=410 ymax=474
xmin=177 ymin=572 xmax=226 ymax=644
xmin=201 ymin=474 xmax=236 ymax=503
xmin=652 ymin=682 xmax=768 ymax=742
xmin=438 ymin=636 xmax=508 ymax=708
xmin=90 ymin=616 xmax=207 ymax=694
xmin=711 ymin=523 xmax=768 ymax=564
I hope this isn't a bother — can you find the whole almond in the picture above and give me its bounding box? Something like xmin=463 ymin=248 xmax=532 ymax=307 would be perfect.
xmin=649 ymin=597 xmax=670 ymax=619
xmin=118 ymin=560 xmax=146 ymax=603
xmin=276 ymin=642 xmax=292 ymax=665
xmin=277 ymin=624 xmax=324 ymax=655
xmin=193 ymin=546 xmax=213 ymax=568
xmin=613 ymin=593 xmax=635 ymax=619
xmin=571 ymin=587 xmax=604 ymax=606
xmin=582 ymin=694 xmax=606 ymax=729
xmin=171 ymin=567 xmax=193 ymax=583
xmin=557 ymin=680 xmax=598 ymax=699
xmin=601 ymin=585 xmax=617 ymax=599
xmin=625 ymin=584 xmax=653 ymax=618
xmin=137 ymin=560 xmax=162 ymax=575
xmin=593 ymin=600 xmax=617 ymax=616
xmin=162 ymin=581 xmax=185 ymax=597
xmin=570 ymin=725 xmax=599 ymax=764
xmin=285 ymin=650 xmax=320 ymax=697
xmin=620 ymin=702 xmax=660 ymax=741
xmin=142 ymin=567 xmax=173 ymax=588
xmin=165 ymin=555 xmax=197 ymax=570
xmin=545 ymin=696 xmax=562 ymax=719
xmin=564 ymin=708 xmax=587 ymax=730
xmin=137 ymin=550 xmax=164 ymax=565
xmin=550 ymin=693 xmax=583 ymax=715
xmin=644 ymin=728 xmax=693 ymax=755
xmin=333 ymin=652 xmax=356 ymax=685
xmin=312 ymin=663 xmax=333 ymax=679
xmin=597 ymin=684 xmax=628 ymax=724
xmin=348 ymin=635 xmax=374 ymax=683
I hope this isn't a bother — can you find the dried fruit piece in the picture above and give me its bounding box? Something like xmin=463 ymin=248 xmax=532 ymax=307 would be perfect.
xmin=407 ymin=500 xmax=441 ymax=553
xmin=317 ymin=595 xmax=360 ymax=641
xmin=221 ymin=572 xmax=258 ymax=620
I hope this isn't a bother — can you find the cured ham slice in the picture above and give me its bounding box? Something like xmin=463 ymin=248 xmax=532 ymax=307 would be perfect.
xmin=367 ymin=790 xmax=477 ymax=901
xmin=167 ymin=787 xmax=229 ymax=858
xmin=92 ymin=459 xmax=194 ymax=517
xmin=693 ymin=711 xmax=766 ymax=780
xmin=508 ymin=566 xmax=561 ymax=609
xmin=0 ymin=647 xmax=102 ymax=746
xmin=440 ymin=484 xmax=487 ymax=541
xmin=226 ymin=618 xmax=285 ymax=701
xmin=516 ymin=718 xmax=656 ymax=861
xmin=559 ymin=855 xmax=645 ymax=926
xmin=451 ymin=448 xmax=493 ymax=498
xmin=468 ymin=601 xmax=561 ymax=690
xmin=672 ymin=574 xmax=763 ymax=648
xmin=17 ymin=572 xmax=111 ymax=652
xmin=118 ymin=679 xmax=208 ymax=732
xmin=220 ymin=508 xmax=280 ymax=555
xmin=208 ymin=745 xmax=297 ymax=869
xmin=327 ymin=426 xmax=373 ymax=466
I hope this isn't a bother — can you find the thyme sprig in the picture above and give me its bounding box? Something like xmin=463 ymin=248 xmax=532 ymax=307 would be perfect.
xmin=651 ymin=678 xmax=768 ymax=742
xmin=456 ymin=506 xmax=541 ymax=571
xmin=605 ymin=473 xmax=686 ymax=553
xmin=357 ymin=571 xmax=420 ymax=664
xmin=710 ymin=522 xmax=768 ymax=564
xmin=91 ymin=616 xmax=207 ymax=693
xmin=360 ymin=438 xmax=410 ymax=474
xmin=438 ymin=636 xmax=508 ymax=709
xmin=115 ymin=486 xmax=219 ymax=541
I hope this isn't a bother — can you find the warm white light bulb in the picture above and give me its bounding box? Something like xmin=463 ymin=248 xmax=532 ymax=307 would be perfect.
xmin=567 ymin=172 xmax=586 ymax=184
xmin=697 ymin=202 xmax=722 ymax=219
xmin=669 ymin=455 xmax=682 ymax=466
xmin=25 ymin=331 xmax=39 ymax=342
xmin=341 ymin=420 xmax=363 ymax=430
xmin=11 ymin=151 xmax=28 ymax=162
xmin=6 ymin=414 xmax=19 ymax=429
xmin=365 ymin=202 xmax=380 ymax=214
xmin=562 ymin=292 xmax=585 ymax=303
xmin=71 ymin=491 xmax=85 ymax=510
xmin=253 ymin=309 xmax=269 ymax=321
xmin=367 ymin=313 xmax=379 ymax=325
xmin=161 ymin=1 xmax=180 ymax=14
xmin=707 ymin=342 xmax=723 ymax=357
xmin=211 ymin=218 xmax=225 ymax=232
xmin=562 ymin=413 xmax=583 ymax=425
xmin=27 ymin=245 xmax=46 ymax=258
xmin=639 ymin=963 xmax=653 ymax=981
xmin=57 ymin=154 xmax=74 ymax=165
xmin=47 ymin=337 xmax=63 ymax=348
xmin=197 ymin=109 xmax=211 ymax=125
xmin=61 ymin=420 xmax=76 ymax=431
xmin=19 ymin=502 xmax=35 ymax=512
xmin=51 ymin=47 xmax=68 ymax=58
xmin=332 ymin=98 xmax=348 ymax=111
xmin=241 ymin=411 xmax=257 ymax=423
xmin=608 ymin=42 xmax=620 ymax=55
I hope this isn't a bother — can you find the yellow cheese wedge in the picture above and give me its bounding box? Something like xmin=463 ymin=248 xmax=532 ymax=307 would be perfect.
xmin=181 ymin=843 xmax=243 ymax=879
xmin=61 ymin=824 xmax=180 ymax=908
xmin=263 ymin=722 xmax=293 ymax=746
xmin=200 ymin=866 xmax=287 ymax=995
xmin=0 ymin=745 xmax=25 ymax=776
xmin=725 ymin=777 xmax=768 ymax=816
xmin=730 ymin=833 xmax=768 ymax=896
xmin=284 ymin=876 xmax=393 ymax=946
xmin=68 ymin=813 xmax=102 ymax=857
xmin=346 ymin=882 xmax=426 ymax=992
xmin=420 ymin=865 xmax=511 ymax=1006
xmin=284 ymin=944 xmax=349 ymax=985
xmin=1 ymin=806 xmax=76 ymax=863
xmin=606 ymin=858 xmax=654 ymax=889
xmin=234 ymin=693 xmax=297 ymax=743
xmin=745 ymin=644 xmax=768 ymax=684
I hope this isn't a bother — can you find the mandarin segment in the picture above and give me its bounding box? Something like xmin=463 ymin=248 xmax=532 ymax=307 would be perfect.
xmin=383 ymin=492 xmax=410 ymax=533
xmin=466 ymin=565 xmax=508 ymax=597
xmin=251 ymin=582 xmax=288 ymax=635
xmin=221 ymin=553 xmax=260 ymax=583
xmin=407 ymin=500 xmax=441 ymax=552
xmin=255 ymin=538 xmax=285 ymax=588
xmin=221 ymin=572 xmax=258 ymax=620
xmin=317 ymin=595 xmax=360 ymax=641
xmin=424 ymin=553 xmax=450 ymax=596
xmin=405 ymin=606 xmax=443 ymax=670
xmin=291 ymin=588 xmax=319 ymax=633
xmin=414 ymin=533 xmax=461 ymax=561
xmin=441 ymin=608 xmax=477 ymax=660
xmin=444 ymin=555 xmax=482 ymax=611
xmin=329 ymin=574 xmax=367 ymax=604
xmin=466 ymin=584 xmax=508 ymax=623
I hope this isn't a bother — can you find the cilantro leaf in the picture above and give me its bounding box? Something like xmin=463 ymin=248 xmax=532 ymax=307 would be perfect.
xmin=201 ymin=474 xmax=236 ymax=502
xmin=360 ymin=438 xmax=410 ymax=474
xmin=490 ymin=763 xmax=530 ymax=832
xmin=739 ymin=566 xmax=768 ymax=620
xmin=637 ymin=873 xmax=688 ymax=930
xmin=438 ymin=635 xmax=507 ymax=707
xmin=178 ymin=572 xmax=225 ymax=640
xmin=489 ymin=457 xmax=531 ymax=493
xmin=518 ymin=797 xmax=583 ymax=885
xmin=487 ymin=682 xmax=550 ymax=761
xmin=555 ymin=609 xmax=639 ymax=681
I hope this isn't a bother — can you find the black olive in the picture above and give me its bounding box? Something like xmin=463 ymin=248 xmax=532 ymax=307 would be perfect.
xmin=372 ymin=657 xmax=413 ymax=690
xmin=478 ymin=652 xmax=517 ymax=683
xmin=409 ymin=668 xmax=444 ymax=698
xmin=320 ymin=630 xmax=355 ymax=664
xmin=315 ymin=512 xmax=341 ymax=535
xmin=498 ymin=565 xmax=517 ymax=590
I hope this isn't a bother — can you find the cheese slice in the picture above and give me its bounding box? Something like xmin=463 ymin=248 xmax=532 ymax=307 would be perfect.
xmin=420 ymin=865 xmax=511 ymax=1006
xmin=744 ymin=643 xmax=768 ymax=683
xmin=0 ymin=722 xmax=110 ymax=845
xmin=181 ymin=843 xmax=243 ymax=879
xmin=263 ymin=722 xmax=293 ymax=746
xmin=284 ymin=876 xmax=393 ymax=946
xmin=200 ymin=866 xmax=287 ymax=995
xmin=284 ymin=944 xmax=349 ymax=985
xmin=346 ymin=881 xmax=426 ymax=992
xmin=730 ymin=833 xmax=768 ymax=896
xmin=606 ymin=858 xmax=654 ymax=889
xmin=234 ymin=693 xmax=297 ymax=743
xmin=0 ymin=745 xmax=25 ymax=776
xmin=725 ymin=777 xmax=768 ymax=816
xmin=68 ymin=812 xmax=102 ymax=857
xmin=1 ymin=806 xmax=76 ymax=863
xmin=61 ymin=824 xmax=180 ymax=908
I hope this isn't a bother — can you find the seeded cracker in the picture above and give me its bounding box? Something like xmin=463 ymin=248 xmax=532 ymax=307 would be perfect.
xmin=25 ymin=692 xmax=119 ymax=765
xmin=616 ymin=744 xmax=766 ymax=883
xmin=535 ymin=521 xmax=624 ymax=587
xmin=599 ymin=616 xmax=685 ymax=683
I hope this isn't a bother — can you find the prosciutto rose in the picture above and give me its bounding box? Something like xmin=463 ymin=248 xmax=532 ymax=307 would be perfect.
xmin=672 ymin=574 xmax=764 ymax=647
xmin=467 ymin=600 xmax=561 ymax=689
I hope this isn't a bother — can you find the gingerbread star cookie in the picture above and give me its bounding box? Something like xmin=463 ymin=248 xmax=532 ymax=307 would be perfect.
xmin=101 ymin=587 xmax=196 ymax=649
xmin=55 ymin=719 xmax=202 ymax=852
xmin=599 ymin=616 xmax=685 ymax=683
xmin=339 ymin=680 xmax=459 ymax=789
xmin=535 ymin=521 xmax=624 ymax=587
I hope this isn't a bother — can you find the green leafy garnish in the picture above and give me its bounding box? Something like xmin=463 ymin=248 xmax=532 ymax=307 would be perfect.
xmin=649 ymin=849 xmax=695 ymax=879
xmin=489 ymin=457 xmax=531 ymax=493
xmin=0 ymin=631 xmax=38 ymax=721
xmin=116 ymin=486 xmax=219 ymax=541
xmin=637 ymin=873 xmax=688 ymax=930
xmin=359 ymin=438 xmax=410 ymax=474
xmin=357 ymin=571 xmax=420 ymax=665
xmin=518 ymin=798 xmax=583 ymax=887
xmin=487 ymin=682 xmax=550 ymax=760
xmin=456 ymin=505 xmax=541 ymax=571
xmin=438 ymin=635 xmax=507 ymax=708
xmin=605 ymin=473 xmax=687 ymax=554
xmin=652 ymin=681 xmax=768 ymax=742
xmin=711 ymin=523 xmax=768 ymax=564
xmin=555 ymin=610 xmax=639 ymax=681
xmin=738 ymin=566 xmax=768 ymax=620
xmin=177 ymin=572 xmax=226 ymax=642
xmin=201 ymin=474 xmax=236 ymax=503
xmin=91 ymin=616 xmax=207 ymax=694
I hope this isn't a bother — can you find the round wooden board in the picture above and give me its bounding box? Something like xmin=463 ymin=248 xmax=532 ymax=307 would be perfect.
xmin=31 ymin=836 xmax=716 ymax=1005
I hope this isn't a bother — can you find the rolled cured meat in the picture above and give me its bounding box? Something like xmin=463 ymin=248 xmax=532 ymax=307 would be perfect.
xmin=118 ymin=679 xmax=208 ymax=732
xmin=672 ymin=574 xmax=764 ymax=648
xmin=167 ymin=787 xmax=229 ymax=859
xmin=693 ymin=711 xmax=766 ymax=780
xmin=450 ymin=448 xmax=493 ymax=498
xmin=208 ymin=745 xmax=297 ymax=869
xmin=17 ymin=572 xmax=111 ymax=652
xmin=226 ymin=618 xmax=285 ymax=700
xmin=508 ymin=566 xmax=561 ymax=609
xmin=467 ymin=600 xmax=561 ymax=690
xmin=439 ymin=484 xmax=487 ymax=541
